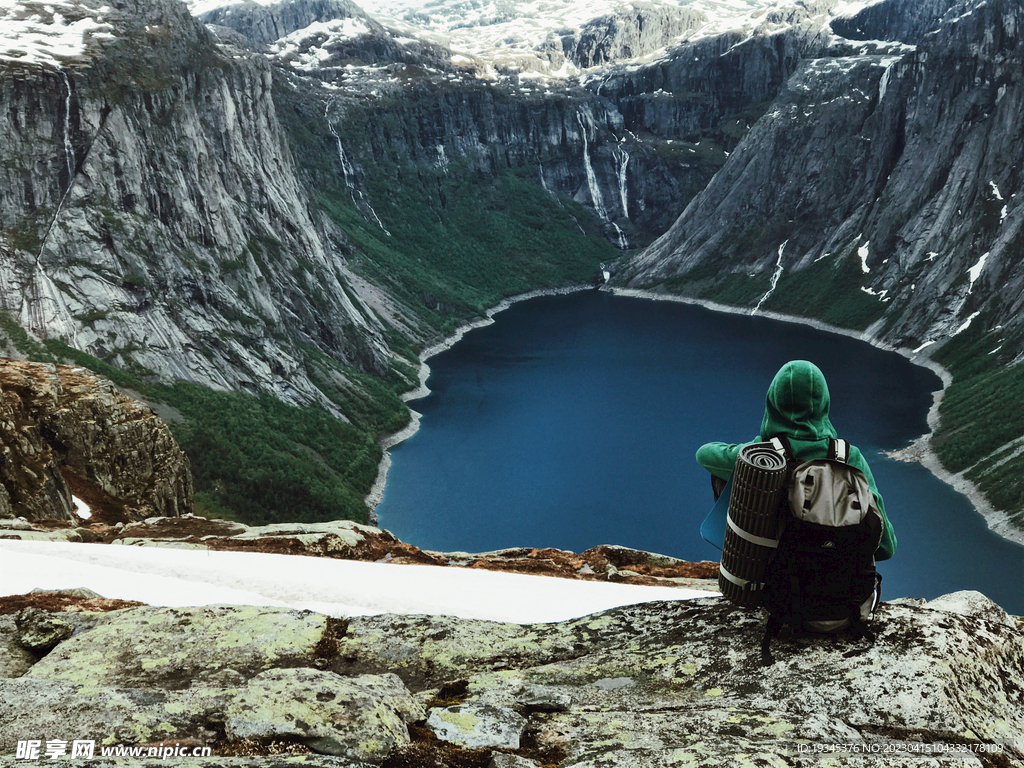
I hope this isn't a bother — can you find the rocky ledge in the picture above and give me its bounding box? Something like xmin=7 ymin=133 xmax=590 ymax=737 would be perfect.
xmin=0 ymin=588 xmax=1021 ymax=767
xmin=0 ymin=360 xmax=193 ymax=523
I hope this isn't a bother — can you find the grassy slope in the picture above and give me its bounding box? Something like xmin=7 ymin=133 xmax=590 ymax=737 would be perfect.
xmin=930 ymin=313 xmax=1024 ymax=531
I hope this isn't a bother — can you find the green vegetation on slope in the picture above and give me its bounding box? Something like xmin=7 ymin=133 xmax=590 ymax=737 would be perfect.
xmin=0 ymin=328 xmax=393 ymax=525
xmin=328 ymin=164 xmax=615 ymax=334
xmin=157 ymin=383 xmax=383 ymax=525
xmin=931 ymin=314 xmax=1024 ymax=527
xmin=760 ymin=252 xmax=888 ymax=331
xmin=667 ymin=250 xmax=887 ymax=331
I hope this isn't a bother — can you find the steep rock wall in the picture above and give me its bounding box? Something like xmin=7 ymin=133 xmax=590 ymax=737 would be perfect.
xmin=0 ymin=0 xmax=406 ymax=411
xmin=622 ymin=0 xmax=1024 ymax=352
xmin=198 ymin=0 xmax=372 ymax=48
xmin=322 ymin=79 xmax=700 ymax=246
xmin=563 ymin=3 xmax=707 ymax=69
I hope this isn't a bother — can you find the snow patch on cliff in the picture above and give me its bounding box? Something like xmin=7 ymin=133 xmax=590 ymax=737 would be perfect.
xmin=0 ymin=0 xmax=113 ymax=69
xmin=967 ymin=252 xmax=988 ymax=292
xmin=269 ymin=18 xmax=372 ymax=71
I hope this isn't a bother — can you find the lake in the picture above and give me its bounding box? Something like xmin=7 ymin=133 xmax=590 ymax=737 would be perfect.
xmin=375 ymin=291 xmax=1024 ymax=614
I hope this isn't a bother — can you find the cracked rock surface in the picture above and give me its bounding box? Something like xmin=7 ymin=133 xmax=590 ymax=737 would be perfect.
xmin=0 ymin=588 xmax=1020 ymax=766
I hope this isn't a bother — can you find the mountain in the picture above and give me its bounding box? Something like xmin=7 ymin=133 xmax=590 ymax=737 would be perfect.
xmin=622 ymin=0 xmax=1024 ymax=352
xmin=1 ymin=0 xmax=1022 ymax=537
xmin=615 ymin=0 xmax=1024 ymax=533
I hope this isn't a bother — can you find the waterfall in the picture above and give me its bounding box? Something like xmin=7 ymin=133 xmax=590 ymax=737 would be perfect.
xmin=576 ymin=112 xmax=607 ymax=221
xmin=325 ymin=100 xmax=391 ymax=236
xmin=611 ymin=222 xmax=628 ymax=249
xmin=37 ymin=70 xmax=78 ymax=260
xmin=753 ymin=240 xmax=787 ymax=313
xmin=539 ymin=162 xmax=551 ymax=195
xmin=877 ymin=58 xmax=898 ymax=104
xmin=336 ymin=137 xmax=355 ymax=190
xmin=615 ymin=143 xmax=629 ymax=219
xmin=61 ymin=70 xmax=75 ymax=184
xmin=337 ymin=140 xmax=389 ymax=236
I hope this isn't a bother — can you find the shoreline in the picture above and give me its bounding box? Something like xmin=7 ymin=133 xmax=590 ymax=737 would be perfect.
xmin=365 ymin=282 xmax=1024 ymax=549
xmin=364 ymin=285 xmax=593 ymax=517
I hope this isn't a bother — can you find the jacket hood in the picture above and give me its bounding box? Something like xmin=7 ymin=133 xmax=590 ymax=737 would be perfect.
xmin=760 ymin=360 xmax=837 ymax=441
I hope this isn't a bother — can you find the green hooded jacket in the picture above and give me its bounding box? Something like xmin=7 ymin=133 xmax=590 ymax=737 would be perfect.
xmin=695 ymin=360 xmax=896 ymax=561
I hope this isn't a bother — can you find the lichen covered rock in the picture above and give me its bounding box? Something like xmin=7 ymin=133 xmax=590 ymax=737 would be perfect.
xmin=0 ymin=590 xmax=1020 ymax=765
xmin=14 ymin=607 xmax=73 ymax=651
xmin=0 ymin=677 xmax=230 ymax=752
xmin=426 ymin=702 xmax=527 ymax=749
xmin=24 ymin=605 xmax=332 ymax=689
xmin=224 ymin=668 xmax=421 ymax=761
xmin=0 ymin=615 xmax=37 ymax=678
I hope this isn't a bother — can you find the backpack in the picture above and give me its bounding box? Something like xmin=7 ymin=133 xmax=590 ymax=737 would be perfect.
xmin=759 ymin=436 xmax=883 ymax=666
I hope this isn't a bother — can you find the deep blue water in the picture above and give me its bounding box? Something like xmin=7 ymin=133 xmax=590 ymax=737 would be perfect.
xmin=376 ymin=292 xmax=1024 ymax=614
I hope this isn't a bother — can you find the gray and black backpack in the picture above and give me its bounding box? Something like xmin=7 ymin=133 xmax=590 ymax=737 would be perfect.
xmin=759 ymin=436 xmax=883 ymax=665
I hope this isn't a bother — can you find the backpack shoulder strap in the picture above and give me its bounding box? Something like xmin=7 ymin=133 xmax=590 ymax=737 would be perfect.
xmin=769 ymin=435 xmax=793 ymax=460
xmin=828 ymin=438 xmax=850 ymax=464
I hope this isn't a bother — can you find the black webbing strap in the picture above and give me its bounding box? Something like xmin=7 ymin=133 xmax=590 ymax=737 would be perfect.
xmin=848 ymin=605 xmax=876 ymax=644
xmin=760 ymin=615 xmax=784 ymax=667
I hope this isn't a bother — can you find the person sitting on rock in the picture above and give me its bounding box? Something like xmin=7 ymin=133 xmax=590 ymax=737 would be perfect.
xmin=696 ymin=359 xmax=896 ymax=561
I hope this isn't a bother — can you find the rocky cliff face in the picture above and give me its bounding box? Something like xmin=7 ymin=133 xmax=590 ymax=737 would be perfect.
xmin=621 ymin=0 xmax=1024 ymax=356
xmin=198 ymin=0 xmax=372 ymax=48
xmin=0 ymin=0 xmax=699 ymax=410
xmin=561 ymin=3 xmax=707 ymax=70
xmin=1 ymin=587 xmax=1021 ymax=766
xmin=0 ymin=0 xmax=410 ymax=411
xmin=318 ymin=79 xmax=692 ymax=248
xmin=0 ymin=360 xmax=192 ymax=523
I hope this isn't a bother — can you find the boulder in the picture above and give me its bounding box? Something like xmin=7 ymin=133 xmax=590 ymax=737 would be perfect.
xmin=23 ymin=605 xmax=335 ymax=689
xmin=224 ymin=668 xmax=422 ymax=761
xmin=0 ymin=361 xmax=193 ymax=523
xmin=14 ymin=607 xmax=73 ymax=651
xmin=0 ymin=678 xmax=231 ymax=751
xmin=426 ymin=703 xmax=527 ymax=749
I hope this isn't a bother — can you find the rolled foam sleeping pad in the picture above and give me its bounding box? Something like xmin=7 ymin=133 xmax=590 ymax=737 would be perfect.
xmin=719 ymin=442 xmax=788 ymax=607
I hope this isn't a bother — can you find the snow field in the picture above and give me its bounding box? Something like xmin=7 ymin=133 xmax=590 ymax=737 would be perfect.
xmin=0 ymin=540 xmax=715 ymax=624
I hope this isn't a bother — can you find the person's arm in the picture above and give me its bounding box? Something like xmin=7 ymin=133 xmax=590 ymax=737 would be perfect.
xmin=695 ymin=441 xmax=749 ymax=481
xmin=851 ymin=447 xmax=896 ymax=561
